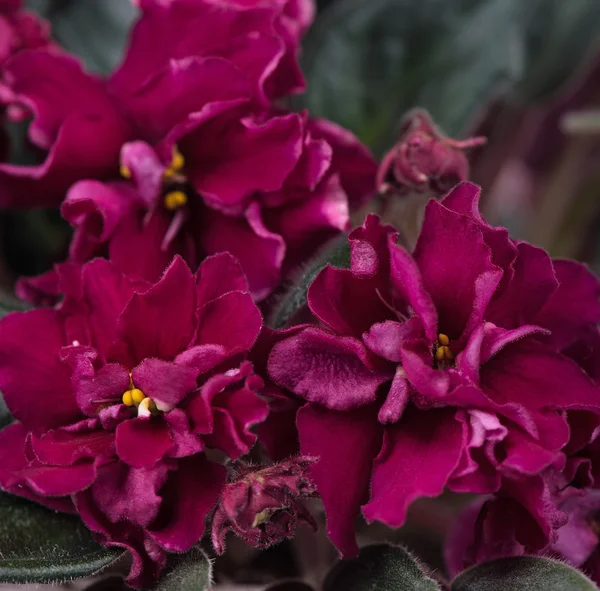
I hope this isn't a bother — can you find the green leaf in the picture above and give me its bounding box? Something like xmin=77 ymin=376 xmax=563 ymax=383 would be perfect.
xmin=324 ymin=544 xmax=440 ymax=591
xmin=0 ymin=492 xmax=123 ymax=584
xmin=269 ymin=232 xmax=350 ymax=329
xmin=152 ymin=548 xmax=212 ymax=591
xmin=301 ymin=0 xmax=600 ymax=155
xmin=451 ymin=556 xmax=599 ymax=591
xmin=33 ymin=0 xmax=138 ymax=74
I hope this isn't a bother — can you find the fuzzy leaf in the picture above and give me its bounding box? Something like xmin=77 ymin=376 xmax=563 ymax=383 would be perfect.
xmin=324 ymin=544 xmax=440 ymax=591
xmin=451 ymin=556 xmax=599 ymax=591
xmin=152 ymin=548 xmax=212 ymax=591
xmin=0 ymin=492 xmax=123 ymax=584
xmin=269 ymin=233 xmax=350 ymax=329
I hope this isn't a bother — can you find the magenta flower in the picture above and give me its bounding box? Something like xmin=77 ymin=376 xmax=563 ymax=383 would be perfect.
xmin=211 ymin=455 xmax=317 ymax=553
xmin=376 ymin=110 xmax=486 ymax=197
xmin=266 ymin=181 xmax=600 ymax=556
xmin=0 ymin=0 xmax=54 ymax=64
xmin=0 ymin=254 xmax=267 ymax=587
xmin=0 ymin=0 xmax=309 ymax=209
xmin=52 ymin=111 xmax=374 ymax=300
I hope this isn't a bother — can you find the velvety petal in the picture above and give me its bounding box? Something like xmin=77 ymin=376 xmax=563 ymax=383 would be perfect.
xmin=62 ymin=180 xmax=141 ymax=264
xmin=195 ymin=290 xmax=262 ymax=355
xmin=65 ymin=258 xmax=145 ymax=356
xmin=400 ymin=339 xmax=450 ymax=399
xmin=109 ymin=208 xmax=193 ymax=285
xmin=263 ymin=174 xmax=349 ymax=266
xmin=148 ymin=455 xmax=226 ymax=551
xmin=377 ymin=368 xmax=409 ymax=424
xmin=481 ymin=339 xmax=600 ymax=410
xmin=363 ymin=318 xmax=423 ymax=363
xmin=389 ymin=243 xmax=438 ymax=342
xmin=116 ymin=256 xmax=196 ymax=364
xmin=199 ymin=204 xmax=286 ymax=300
xmin=115 ymin=416 xmax=173 ymax=468
xmin=297 ymin=403 xmax=382 ymax=556
xmin=535 ymin=259 xmax=600 ymax=350
xmin=132 ymin=358 xmax=198 ymax=412
xmin=363 ymin=407 xmax=463 ymax=527
xmin=268 ymin=327 xmax=391 ymax=410
xmin=174 ymin=344 xmax=228 ymax=375
xmin=0 ymin=51 xmax=130 ymax=207
xmin=67 ymin=350 xmax=130 ymax=416
xmin=31 ymin=418 xmax=115 ymax=466
xmin=308 ymin=266 xmax=392 ymax=339
xmin=111 ymin=0 xmax=285 ymax=102
xmin=119 ymin=141 xmax=166 ymax=206
xmin=204 ymin=373 xmax=268 ymax=458
xmin=349 ymin=214 xmax=397 ymax=279
xmin=0 ymin=309 xmax=80 ymax=432
xmin=75 ymin=486 xmax=166 ymax=588
xmin=487 ymin=242 xmax=558 ymax=330
xmin=195 ymin=251 xmax=248 ymax=308
xmin=500 ymin=428 xmax=558 ymax=475
xmin=0 ymin=424 xmax=75 ymax=512
xmin=412 ymin=200 xmax=499 ymax=339
xmin=90 ymin=459 xmax=172 ymax=527
xmin=307 ymin=118 xmax=377 ymax=208
xmin=162 ymin=408 xmax=204 ymax=458
xmin=479 ymin=323 xmax=550 ymax=364
xmin=124 ymin=56 xmax=253 ymax=141
xmin=189 ymin=112 xmax=303 ymax=214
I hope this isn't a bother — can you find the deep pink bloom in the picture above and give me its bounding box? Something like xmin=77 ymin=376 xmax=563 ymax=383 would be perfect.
xmin=52 ymin=112 xmax=374 ymax=300
xmin=0 ymin=0 xmax=311 ymax=209
xmin=211 ymin=455 xmax=317 ymax=553
xmin=376 ymin=110 xmax=486 ymax=196
xmin=0 ymin=254 xmax=267 ymax=587
xmin=0 ymin=0 xmax=54 ymax=64
xmin=266 ymin=182 xmax=600 ymax=556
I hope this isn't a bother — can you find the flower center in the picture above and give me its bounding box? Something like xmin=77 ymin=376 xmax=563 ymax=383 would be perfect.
xmin=121 ymin=386 xmax=159 ymax=417
xmin=434 ymin=333 xmax=454 ymax=366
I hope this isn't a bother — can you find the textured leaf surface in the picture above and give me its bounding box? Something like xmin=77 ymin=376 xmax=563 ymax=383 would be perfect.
xmin=152 ymin=549 xmax=212 ymax=591
xmin=0 ymin=493 xmax=122 ymax=584
xmin=451 ymin=556 xmax=599 ymax=591
xmin=324 ymin=544 xmax=440 ymax=591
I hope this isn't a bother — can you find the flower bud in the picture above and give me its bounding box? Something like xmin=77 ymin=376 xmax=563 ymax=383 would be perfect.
xmin=211 ymin=456 xmax=318 ymax=553
xmin=377 ymin=109 xmax=486 ymax=197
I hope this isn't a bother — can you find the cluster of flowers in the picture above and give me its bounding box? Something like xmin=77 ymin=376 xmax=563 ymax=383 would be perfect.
xmin=0 ymin=0 xmax=599 ymax=588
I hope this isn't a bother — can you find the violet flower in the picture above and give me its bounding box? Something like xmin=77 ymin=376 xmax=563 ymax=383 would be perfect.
xmin=211 ymin=456 xmax=317 ymax=553
xmin=266 ymin=181 xmax=600 ymax=556
xmin=0 ymin=253 xmax=267 ymax=587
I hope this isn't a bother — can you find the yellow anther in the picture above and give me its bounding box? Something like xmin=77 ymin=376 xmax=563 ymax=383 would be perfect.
xmin=171 ymin=146 xmax=185 ymax=171
xmin=120 ymin=164 xmax=132 ymax=179
xmin=438 ymin=333 xmax=450 ymax=346
xmin=443 ymin=345 xmax=454 ymax=360
xmin=122 ymin=390 xmax=134 ymax=407
xmin=435 ymin=346 xmax=445 ymax=362
xmin=130 ymin=388 xmax=145 ymax=405
xmin=164 ymin=190 xmax=187 ymax=210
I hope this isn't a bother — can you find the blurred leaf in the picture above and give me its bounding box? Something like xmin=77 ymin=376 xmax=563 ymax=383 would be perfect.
xmin=301 ymin=0 xmax=600 ymax=154
xmin=324 ymin=544 xmax=440 ymax=591
xmin=0 ymin=492 xmax=123 ymax=584
xmin=152 ymin=548 xmax=212 ymax=591
xmin=269 ymin=232 xmax=350 ymax=329
xmin=37 ymin=0 xmax=138 ymax=74
xmin=0 ymin=395 xmax=12 ymax=430
xmin=451 ymin=556 xmax=599 ymax=591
